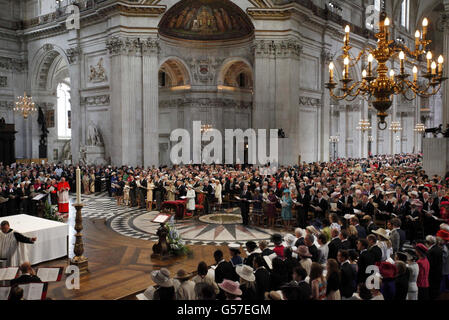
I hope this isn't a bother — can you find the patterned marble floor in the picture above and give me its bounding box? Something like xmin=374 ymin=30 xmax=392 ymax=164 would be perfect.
xmin=70 ymin=193 xmax=277 ymax=246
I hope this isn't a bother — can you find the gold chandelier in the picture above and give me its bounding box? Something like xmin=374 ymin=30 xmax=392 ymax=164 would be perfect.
xmin=389 ymin=121 xmax=403 ymax=133
xmin=326 ymin=11 xmax=447 ymax=130
xmin=414 ymin=123 xmax=426 ymax=134
xmin=356 ymin=119 xmax=372 ymax=132
xmin=14 ymin=92 xmax=36 ymax=119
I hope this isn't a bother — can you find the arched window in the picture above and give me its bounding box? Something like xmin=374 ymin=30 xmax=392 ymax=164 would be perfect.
xmin=400 ymin=0 xmax=410 ymax=30
xmin=57 ymin=82 xmax=71 ymax=139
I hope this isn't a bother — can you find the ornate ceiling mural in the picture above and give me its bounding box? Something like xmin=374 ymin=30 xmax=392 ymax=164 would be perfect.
xmin=158 ymin=0 xmax=254 ymax=41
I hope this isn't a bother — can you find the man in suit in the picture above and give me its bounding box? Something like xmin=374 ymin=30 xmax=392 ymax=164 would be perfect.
xmin=328 ymin=228 xmax=342 ymax=260
xmin=389 ymin=218 xmax=406 ymax=253
xmin=296 ymin=188 xmax=309 ymax=228
xmin=202 ymin=180 xmax=214 ymax=215
xmin=337 ymin=249 xmax=356 ymax=299
xmin=243 ymin=241 xmax=258 ymax=267
xmin=356 ymin=195 xmax=375 ymax=217
xmin=304 ymin=233 xmax=319 ymax=263
xmin=339 ymin=229 xmax=351 ymax=250
xmin=426 ymin=236 xmax=443 ymax=300
xmin=10 ymin=262 xmax=42 ymax=286
xmin=239 ymin=184 xmax=252 ymax=226
xmin=214 ymin=250 xmax=237 ymax=300
xmin=338 ymin=189 xmax=353 ymax=216
xmin=367 ymin=234 xmax=382 ymax=264
xmin=350 ymin=216 xmax=367 ymax=238
xmin=253 ymin=255 xmax=271 ymax=300
xmin=357 ymin=239 xmax=374 ymax=284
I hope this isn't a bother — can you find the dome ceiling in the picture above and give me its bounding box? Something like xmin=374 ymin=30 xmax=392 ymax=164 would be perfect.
xmin=158 ymin=0 xmax=254 ymax=41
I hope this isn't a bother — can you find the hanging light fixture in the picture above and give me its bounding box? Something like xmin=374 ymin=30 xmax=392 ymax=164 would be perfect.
xmin=414 ymin=123 xmax=426 ymax=134
xmin=356 ymin=119 xmax=372 ymax=132
xmin=389 ymin=121 xmax=403 ymax=134
xmin=325 ymin=3 xmax=447 ymax=130
xmin=13 ymin=92 xmax=37 ymax=119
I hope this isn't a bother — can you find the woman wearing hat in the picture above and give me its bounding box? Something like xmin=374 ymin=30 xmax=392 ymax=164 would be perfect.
xmin=436 ymin=229 xmax=449 ymax=294
xmin=415 ymin=243 xmax=430 ymax=300
xmin=281 ymin=189 xmax=293 ymax=230
xmin=174 ymin=269 xmax=196 ymax=300
xmin=296 ymin=245 xmax=313 ymax=276
xmin=143 ymin=268 xmax=176 ymax=300
xmin=218 ymin=279 xmax=242 ymax=300
xmin=265 ymin=189 xmax=277 ymax=229
xmin=271 ymin=234 xmax=285 ymax=259
xmin=373 ymin=228 xmax=393 ymax=262
xmin=236 ymin=264 xmax=257 ymax=300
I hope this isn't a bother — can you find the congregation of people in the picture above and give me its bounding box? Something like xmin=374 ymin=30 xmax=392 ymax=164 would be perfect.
xmin=2 ymin=153 xmax=449 ymax=300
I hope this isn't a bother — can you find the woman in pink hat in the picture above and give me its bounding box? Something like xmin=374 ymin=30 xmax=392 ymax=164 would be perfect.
xmin=218 ymin=279 xmax=242 ymax=300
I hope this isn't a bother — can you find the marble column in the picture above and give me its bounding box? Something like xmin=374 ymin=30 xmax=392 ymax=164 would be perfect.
xmin=67 ymin=45 xmax=82 ymax=164
xmin=442 ymin=10 xmax=449 ymax=128
xmin=142 ymin=38 xmax=159 ymax=167
xmin=320 ymin=49 xmax=332 ymax=162
xmin=106 ymin=36 xmax=143 ymax=167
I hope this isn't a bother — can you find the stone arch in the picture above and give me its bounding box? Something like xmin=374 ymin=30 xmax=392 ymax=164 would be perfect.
xmin=158 ymin=56 xmax=192 ymax=87
xmin=217 ymin=57 xmax=253 ymax=88
xmin=30 ymin=44 xmax=71 ymax=93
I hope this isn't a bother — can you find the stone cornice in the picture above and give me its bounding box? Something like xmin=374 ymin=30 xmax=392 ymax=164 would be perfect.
xmin=81 ymin=94 xmax=110 ymax=106
xmin=0 ymin=56 xmax=27 ymax=72
xmin=253 ymin=39 xmax=302 ymax=59
xmin=106 ymin=36 xmax=159 ymax=56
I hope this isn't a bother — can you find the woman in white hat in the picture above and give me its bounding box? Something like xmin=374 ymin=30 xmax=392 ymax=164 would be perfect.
xmin=236 ymin=264 xmax=257 ymax=300
xmin=142 ymin=268 xmax=176 ymax=300
xmin=185 ymin=184 xmax=196 ymax=215
xmin=373 ymin=228 xmax=393 ymax=262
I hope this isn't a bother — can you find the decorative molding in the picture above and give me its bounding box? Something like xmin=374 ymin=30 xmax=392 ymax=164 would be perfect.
xmin=0 ymin=57 xmax=27 ymax=72
xmin=160 ymin=97 xmax=251 ymax=109
xmin=81 ymin=94 xmax=110 ymax=107
xmin=321 ymin=49 xmax=335 ymax=65
xmin=299 ymin=96 xmax=321 ymax=107
xmin=66 ymin=46 xmax=82 ymax=64
xmin=142 ymin=38 xmax=159 ymax=55
xmin=185 ymin=57 xmax=225 ymax=84
xmin=43 ymin=44 xmax=54 ymax=52
xmin=0 ymin=101 xmax=13 ymax=109
xmin=0 ymin=76 xmax=7 ymax=87
xmin=253 ymin=39 xmax=302 ymax=59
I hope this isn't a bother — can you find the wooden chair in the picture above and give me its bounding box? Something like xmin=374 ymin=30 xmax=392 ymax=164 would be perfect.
xmin=195 ymin=193 xmax=205 ymax=216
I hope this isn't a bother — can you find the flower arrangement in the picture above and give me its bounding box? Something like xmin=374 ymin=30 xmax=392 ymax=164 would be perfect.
xmin=165 ymin=216 xmax=190 ymax=256
xmin=44 ymin=202 xmax=64 ymax=222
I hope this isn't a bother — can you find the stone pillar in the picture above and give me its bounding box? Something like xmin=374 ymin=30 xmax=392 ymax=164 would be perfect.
xmin=339 ymin=107 xmax=347 ymax=158
xmin=441 ymin=10 xmax=449 ymax=128
xmin=142 ymin=38 xmax=159 ymax=168
xmin=106 ymin=36 xmax=144 ymax=167
xmin=320 ymin=49 xmax=333 ymax=162
xmin=67 ymin=46 xmax=82 ymax=164
xmin=253 ymin=39 xmax=301 ymax=166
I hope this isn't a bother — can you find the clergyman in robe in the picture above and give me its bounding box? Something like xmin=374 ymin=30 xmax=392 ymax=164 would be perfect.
xmin=0 ymin=221 xmax=36 ymax=267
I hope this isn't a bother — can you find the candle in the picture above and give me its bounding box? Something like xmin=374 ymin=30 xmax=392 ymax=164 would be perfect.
xmin=431 ymin=61 xmax=437 ymax=75
xmin=384 ymin=17 xmax=390 ymax=40
xmin=427 ymin=51 xmax=432 ymax=74
xmin=368 ymin=54 xmax=373 ymax=76
xmin=389 ymin=69 xmax=395 ymax=81
xmin=344 ymin=56 xmax=349 ymax=79
xmin=329 ymin=62 xmax=334 ymax=81
xmin=345 ymin=25 xmax=350 ymax=46
xmin=438 ymin=55 xmax=444 ymax=75
xmin=399 ymin=51 xmax=405 ymax=74
xmin=76 ymin=167 xmax=81 ymax=204
xmin=422 ymin=18 xmax=428 ymax=40
xmin=413 ymin=66 xmax=418 ymax=82
xmin=362 ymin=69 xmax=367 ymax=79
xmin=415 ymin=30 xmax=420 ymax=50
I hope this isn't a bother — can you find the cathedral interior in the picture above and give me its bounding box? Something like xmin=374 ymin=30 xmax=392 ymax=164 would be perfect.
xmin=0 ymin=0 xmax=448 ymax=167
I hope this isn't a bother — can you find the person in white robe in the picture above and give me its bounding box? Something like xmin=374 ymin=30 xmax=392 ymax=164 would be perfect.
xmin=0 ymin=221 xmax=36 ymax=267
xmin=186 ymin=185 xmax=196 ymax=213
